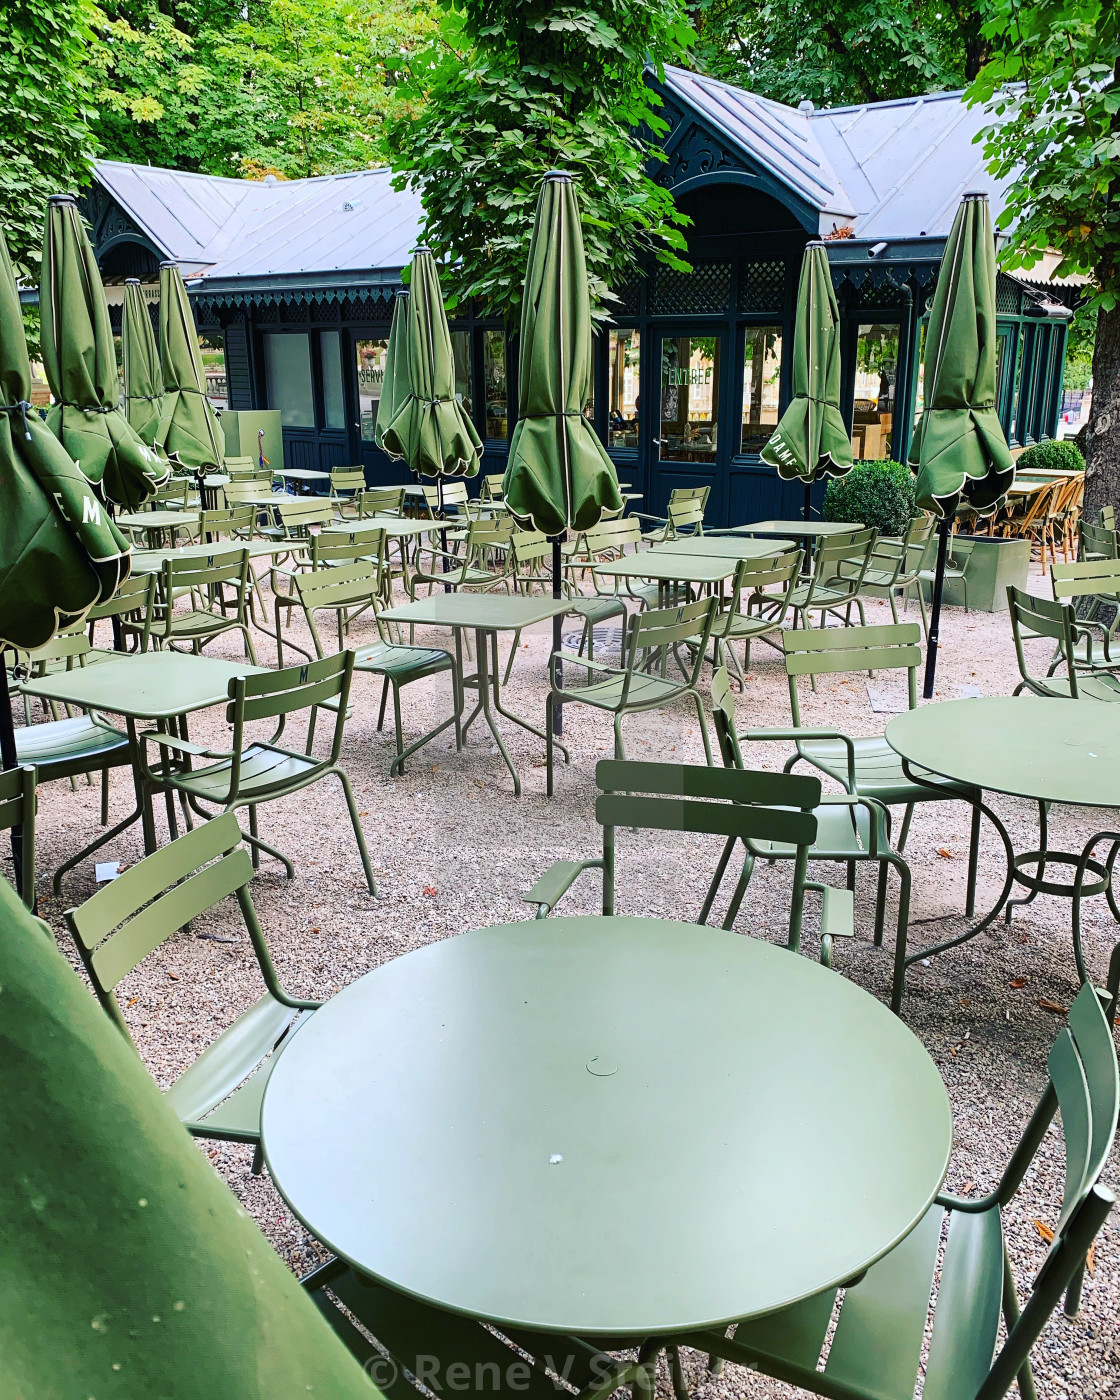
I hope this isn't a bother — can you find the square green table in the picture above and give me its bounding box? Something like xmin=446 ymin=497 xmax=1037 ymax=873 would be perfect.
xmin=22 ymin=651 xmax=263 ymax=856
xmin=262 ymin=915 xmax=951 ymax=1336
xmin=277 ymin=467 xmax=331 ymax=495
xmin=650 ymin=535 xmax=794 ymax=561
xmin=730 ymin=519 xmax=861 ymax=538
xmin=116 ymin=509 xmax=200 ymax=549
xmin=592 ymin=550 xmax=736 ymax=610
xmin=130 ymin=539 xmax=302 ymax=572
xmin=380 ymin=593 xmax=571 ymax=795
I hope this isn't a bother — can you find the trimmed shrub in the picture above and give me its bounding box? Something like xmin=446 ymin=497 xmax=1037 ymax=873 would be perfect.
xmin=823 ymin=460 xmax=916 ymax=537
xmin=1016 ymin=439 xmax=1084 ymax=474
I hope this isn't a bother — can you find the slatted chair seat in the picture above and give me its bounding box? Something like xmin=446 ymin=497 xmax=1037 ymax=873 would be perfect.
xmin=794 ymin=732 xmax=975 ymax=802
xmin=558 ymin=667 xmax=689 ymax=710
xmin=656 ymin=980 xmax=1118 ymax=1400
xmin=305 ymin=1262 xmax=649 ymax=1400
xmin=15 ymin=712 xmax=129 ymax=777
xmin=354 ymin=639 xmax=451 ymax=679
xmin=65 ymin=813 xmax=321 ymax=1158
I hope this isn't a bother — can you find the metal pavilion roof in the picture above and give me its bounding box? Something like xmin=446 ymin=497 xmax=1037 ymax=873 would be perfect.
xmin=93 ymin=161 xmax=424 ymax=290
xmin=658 ymin=66 xmax=1012 ymax=242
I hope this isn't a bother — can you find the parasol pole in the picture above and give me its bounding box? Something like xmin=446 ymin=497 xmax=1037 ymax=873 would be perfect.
xmin=922 ymin=516 xmax=951 ymax=698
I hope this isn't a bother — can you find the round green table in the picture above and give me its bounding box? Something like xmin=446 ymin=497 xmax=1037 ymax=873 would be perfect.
xmin=262 ymin=916 xmax=951 ymax=1337
xmin=887 ymin=696 xmax=1120 ymax=985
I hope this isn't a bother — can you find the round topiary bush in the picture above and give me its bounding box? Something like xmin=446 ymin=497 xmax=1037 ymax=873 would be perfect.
xmin=823 ymin=460 xmax=916 ymax=537
xmin=1015 ymin=439 xmax=1084 ymax=474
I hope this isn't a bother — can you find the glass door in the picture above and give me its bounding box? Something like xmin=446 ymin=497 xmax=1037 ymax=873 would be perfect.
xmin=650 ymin=329 xmax=726 ymax=518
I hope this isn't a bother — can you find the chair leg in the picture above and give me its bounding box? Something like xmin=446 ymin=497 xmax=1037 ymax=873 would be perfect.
xmin=889 ymin=855 xmax=913 ymax=1015
xmin=504 ymin=627 xmax=521 ymax=685
xmin=692 ymin=692 xmax=713 ymax=765
xmin=966 ymin=800 xmax=981 ymax=918
xmin=377 ymin=676 xmax=390 ymax=732
xmin=897 ymin=802 xmax=914 ymax=853
xmin=332 ymin=768 xmax=377 ymax=894
xmin=392 ymin=683 xmax=405 ymax=774
xmin=248 ymin=805 xmax=260 ymax=869
xmin=699 ymin=835 xmax=738 ymax=925
xmin=874 ymin=861 xmax=888 ymax=946
xmin=613 ymin=713 xmax=626 ymax=760
xmin=721 ymin=851 xmax=756 ymax=930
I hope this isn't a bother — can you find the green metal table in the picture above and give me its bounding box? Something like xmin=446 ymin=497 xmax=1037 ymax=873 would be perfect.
xmin=277 ymin=467 xmax=331 ymax=495
xmin=593 ymin=551 xmax=736 ymax=611
xmin=887 ymin=696 xmax=1120 ymax=986
xmin=730 ymin=520 xmax=861 ymax=538
xmin=380 ymin=593 xmax=571 ymax=795
xmin=116 ymin=508 xmax=200 ymax=549
xmin=262 ymin=915 xmax=952 ymax=1337
xmin=130 ymin=539 xmax=301 ymax=572
xmin=650 ymin=535 xmax=794 ymax=561
xmin=22 ymin=651 xmax=263 ymax=855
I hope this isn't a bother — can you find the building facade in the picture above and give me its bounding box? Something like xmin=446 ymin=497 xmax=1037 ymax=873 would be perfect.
xmin=82 ymin=66 xmax=1078 ymax=528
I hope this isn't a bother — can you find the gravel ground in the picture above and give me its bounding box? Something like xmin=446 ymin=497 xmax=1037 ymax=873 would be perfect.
xmin=17 ymin=552 xmax=1120 ymax=1399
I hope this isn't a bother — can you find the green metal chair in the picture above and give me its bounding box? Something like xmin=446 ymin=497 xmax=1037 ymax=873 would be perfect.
xmin=64 ymin=812 xmax=318 ymax=1159
xmin=137 ymin=651 xmax=376 ymax=892
xmin=632 ymin=485 xmax=710 ymax=542
xmin=409 ymin=516 xmax=512 ymax=598
xmin=545 ymin=597 xmax=718 ymax=795
xmin=861 ymin=514 xmax=936 ymax=624
xmin=777 ymin=624 xmax=984 ymax=921
xmin=329 ymin=465 xmax=366 ymax=517
xmin=706 ymin=546 xmax=802 ymax=685
xmin=296 ymin=560 xmax=461 ymax=775
xmin=503 ymin=528 xmax=627 ymax=680
xmin=911 ymin=531 xmax=970 ymax=629
xmin=1077 ymin=518 xmax=1119 ymax=563
xmin=710 ymin=665 xmax=912 ymax=999
xmin=151 ymin=546 xmax=258 ymax=663
xmin=356 ymin=484 xmax=406 ymax=517
xmin=653 ymin=979 xmax=1118 ymax=1400
xmin=1050 ymin=558 xmax=1120 ymax=672
xmin=776 ymin=526 xmax=878 ymax=630
xmin=272 ymin=525 xmax=389 ymax=666
xmin=1007 ymin=585 xmax=1120 ymax=701
xmin=0 ymin=764 xmax=36 ymax=907
xmin=524 ymin=757 xmax=850 ymax=962
xmin=193 ymin=503 xmax=256 ymax=542
xmin=304 ymin=1260 xmax=654 ymax=1400
xmin=85 ymin=571 xmax=157 ymax=653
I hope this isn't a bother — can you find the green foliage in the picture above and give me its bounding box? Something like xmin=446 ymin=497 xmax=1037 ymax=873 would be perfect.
xmin=1063 ymin=310 xmax=1096 ymax=391
xmin=968 ymin=1 xmax=1120 ymax=310
xmin=88 ymin=0 xmax=438 ymax=179
xmin=1016 ymin=439 xmax=1085 ymax=474
xmin=690 ymin=1 xmax=992 ymax=108
xmin=384 ymin=1 xmax=695 ymax=323
xmin=823 ymin=460 xmax=916 ymax=536
xmin=0 ymin=0 xmax=101 ymax=283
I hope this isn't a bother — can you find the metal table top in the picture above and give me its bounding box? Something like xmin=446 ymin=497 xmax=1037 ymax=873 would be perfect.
xmin=730 ymin=519 xmax=862 ymax=538
xmin=887 ymin=697 xmax=1120 ymax=807
xmin=21 ymin=651 xmax=263 ymax=721
xmin=129 ymin=539 xmax=301 ymax=571
xmin=277 ymin=468 xmax=331 ymax=481
xmin=650 ymin=535 xmax=795 ymax=561
xmin=381 ymin=593 xmax=570 ymax=631
xmin=262 ymin=916 xmax=951 ymax=1337
xmin=593 ymin=553 xmax=736 ymax=585
xmin=323 ymin=517 xmax=442 ymax=540
xmin=116 ymin=510 xmax=200 ymax=531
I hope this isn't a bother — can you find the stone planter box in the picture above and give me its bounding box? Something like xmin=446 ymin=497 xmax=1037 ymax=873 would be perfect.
xmin=918 ymin=533 xmax=1031 ymax=612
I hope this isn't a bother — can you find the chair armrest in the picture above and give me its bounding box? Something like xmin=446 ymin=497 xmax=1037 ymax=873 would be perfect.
xmin=740 ymin=726 xmax=857 ymax=793
xmin=523 ymin=858 xmax=604 ymax=918
xmin=803 ymin=883 xmax=854 ymax=967
xmin=141 ymin=730 xmax=232 ymax=761
xmin=628 ymin=511 xmax=668 ymax=525
xmin=550 ymin=649 xmax=618 ymax=682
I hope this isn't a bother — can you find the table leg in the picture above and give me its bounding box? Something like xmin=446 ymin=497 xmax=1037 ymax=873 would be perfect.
xmin=471 ymin=628 xmax=522 ymax=796
xmin=489 ymin=628 xmax=570 ymax=770
xmin=457 ymin=628 xmax=485 ymax=739
xmin=128 ymin=717 xmax=159 ymax=855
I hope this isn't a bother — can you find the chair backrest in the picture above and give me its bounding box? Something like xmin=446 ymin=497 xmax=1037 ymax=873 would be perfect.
xmin=158 ymin=549 xmax=252 ymax=634
xmin=269 ymin=498 xmax=335 ymax=537
xmin=65 ymin=814 xmax=265 ymax=1037
xmin=782 ymin=622 xmax=921 ymax=721
xmin=227 ymin=650 xmax=355 ymax=771
xmin=0 ymin=764 xmax=36 ymax=907
xmin=23 ymin=626 xmax=95 ymax=671
xmin=296 ymin=562 xmax=383 ymax=657
xmin=667 ymin=497 xmax=706 ymax=536
xmin=669 ymin=484 xmax=710 ymax=510
xmin=1051 ymin=558 xmax=1120 ymax=605
xmin=508 ymin=528 xmax=552 ymax=572
xmin=480 ymin=473 xmax=506 ymax=502
xmin=310 ymin=527 xmax=386 ymax=569
xmin=330 ymin=467 xmax=366 ymax=495
xmin=1079 ymin=519 xmax=1119 ymax=561
xmin=578 ymin=515 xmax=643 ymax=557
xmin=84 ymin=573 xmax=156 ymax=646
xmin=1100 ymin=505 xmax=1116 ymax=531
xmin=223 ymin=480 xmax=276 ymax=506
xmin=223 ymin=455 xmax=258 ymax=478
xmin=357 ymin=485 xmax=406 ymax=517
xmin=726 ymin=546 xmax=802 ymax=618
xmin=979 ymin=982 xmax=1117 ymax=1393
xmin=199 ymin=504 xmax=256 ymax=539
xmin=423 ymin=481 xmax=469 ymax=517
xmin=149 ymin=478 xmax=189 ymax=509
xmin=1006 ymin=585 xmax=1078 ymax=693
xmin=627 ymin=596 xmax=718 ymax=687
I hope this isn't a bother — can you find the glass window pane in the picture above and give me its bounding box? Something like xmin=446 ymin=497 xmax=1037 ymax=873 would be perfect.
xmin=483 ymin=330 xmax=508 ymax=440
xmin=355 ymin=338 xmax=389 ymax=442
xmin=320 ymin=331 xmax=345 ymax=429
xmin=264 ymin=333 xmax=314 ymax=428
xmin=740 ymin=326 xmax=782 ymax=453
xmin=608 ymin=329 xmax=640 ymax=448
xmin=852 ymin=323 xmax=899 ymax=460
xmin=201 ymin=333 xmax=227 ymax=410
xmin=451 ymin=330 xmax=473 ymax=415
xmin=659 ymin=335 xmax=720 ymax=462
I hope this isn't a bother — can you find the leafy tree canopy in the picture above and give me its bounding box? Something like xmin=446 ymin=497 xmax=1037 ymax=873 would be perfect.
xmin=689 ymin=0 xmax=993 ymax=110
xmin=384 ymin=1 xmax=695 ymax=323
xmin=88 ymin=0 xmax=438 ymax=179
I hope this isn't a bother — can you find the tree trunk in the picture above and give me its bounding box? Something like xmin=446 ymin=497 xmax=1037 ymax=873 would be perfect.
xmin=1082 ymin=301 xmax=1120 ymax=523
